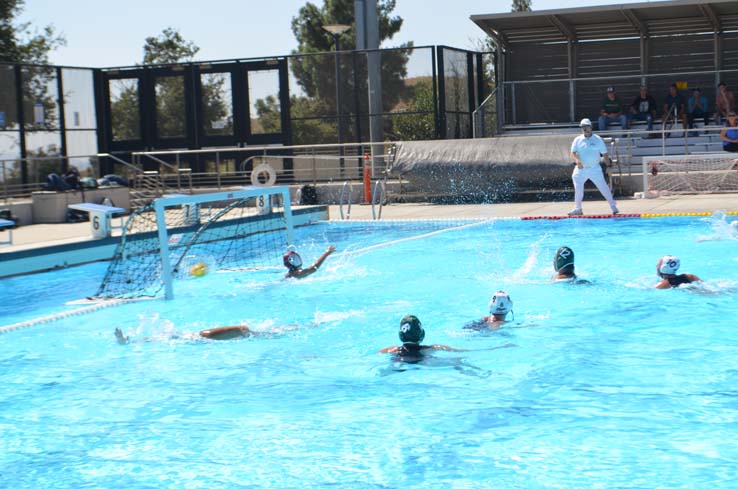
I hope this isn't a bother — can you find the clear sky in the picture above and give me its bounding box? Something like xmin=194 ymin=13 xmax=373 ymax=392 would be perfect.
xmin=19 ymin=0 xmax=648 ymax=68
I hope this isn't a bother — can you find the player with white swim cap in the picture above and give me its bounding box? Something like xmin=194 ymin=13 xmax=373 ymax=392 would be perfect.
xmin=654 ymin=255 xmax=702 ymax=289
xmin=464 ymin=291 xmax=514 ymax=330
xmin=283 ymin=245 xmax=336 ymax=279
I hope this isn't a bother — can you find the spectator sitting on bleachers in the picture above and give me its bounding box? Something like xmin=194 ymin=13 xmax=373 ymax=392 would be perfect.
xmin=628 ymin=85 xmax=656 ymax=138
xmin=662 ymin=84 xmax=688 ymax=137
xmin=715 ymin=82 xmax=735 ymax=125
xmin=598 ymin=86 xmax=627 ymax=134
xmin=720 ymin=112 xmax=738 ymax=153
xmin=686 ymin=88 xmax=709 ymax=136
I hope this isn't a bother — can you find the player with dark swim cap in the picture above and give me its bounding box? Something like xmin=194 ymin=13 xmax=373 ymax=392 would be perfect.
xmin=379 ymin=315 xmax=462 ymax=363
xmin=399 ymin=314 xmax=425 ymax=344
xmin=552 ymin=246 xmax=590 ymax=284
xmin=464 ymin=290 xmax=514 ymax=330
xmin=115 ymin=325 xmax=263 ymax=344
xmin=283 ymin=245 xmax=336 ymax=279
xmin=654 ymin=255 xmax=702 ymax=289
xmin=553 ymin=246 xmax=576 ymax=280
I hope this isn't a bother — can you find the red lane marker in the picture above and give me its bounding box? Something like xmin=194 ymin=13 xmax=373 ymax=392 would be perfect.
xmin=521 ymin=214 xmax=641 ymax=220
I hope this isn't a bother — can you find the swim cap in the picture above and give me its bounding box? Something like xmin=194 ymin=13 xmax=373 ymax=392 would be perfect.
xmin=657 ymin=255 xmax=680 ymax=275
xmin=489 ymin=291 xmax=513 ymax=316
xmin=283 ymin=250 xmax=302 ymax=269
xmin=399 ymin=315 xmax=425 ymax=344
xmin=554 ymin=246 xmax=575 ymax=272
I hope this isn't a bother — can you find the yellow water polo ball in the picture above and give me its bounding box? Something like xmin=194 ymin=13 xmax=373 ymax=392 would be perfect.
xmin=191 ymin=262 xmax=208 ymax=277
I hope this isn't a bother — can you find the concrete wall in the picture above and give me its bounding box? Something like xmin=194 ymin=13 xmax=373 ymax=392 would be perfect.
xmin=3 ymin=202 xmax=33 ymax=226
xmin=30 ymin=187 xmax=131 ymax=224
xmin=0 ymin=206 xmax=328 ymax=279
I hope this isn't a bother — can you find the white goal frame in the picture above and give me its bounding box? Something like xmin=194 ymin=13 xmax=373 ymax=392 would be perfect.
xmin=154 ymin=186 xmax=294 ymax=300
xmin=641 ymin=153 xmax=738 ymax=197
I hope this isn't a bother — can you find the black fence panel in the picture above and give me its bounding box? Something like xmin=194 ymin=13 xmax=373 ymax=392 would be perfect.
xmin=2 ymin=46 xmax=485 ymax=185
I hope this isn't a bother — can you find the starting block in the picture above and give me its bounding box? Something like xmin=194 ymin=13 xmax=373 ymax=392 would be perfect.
xmin=67 ymin=203 xmax=126 ymax=239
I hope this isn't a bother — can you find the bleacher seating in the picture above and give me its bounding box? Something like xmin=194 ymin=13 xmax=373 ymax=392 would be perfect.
xmin=504 ymin=120 xmax=726 ymax=176
xmin=613 ymin=122 xmax=725 ymax=174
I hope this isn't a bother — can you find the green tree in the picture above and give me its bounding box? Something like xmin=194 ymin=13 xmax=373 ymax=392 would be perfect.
xmin=109 ymin=79 xmax=140 ymax=141
xmin=254 ymin=95 xmax=283 ymax=134
xmin=511 ymin=0 xmax=532 ymax=12
xmin=390 ymin=77 xmax=435 ymax=141
xmin=290 ymin=0 xmax=405 ymax=104
xmin=0 ymin=0 xmax=65 ymax=139
xmin=142 ymin=27 xmax=199 ymax=65
xmin=0 ymin=0 xmax=65 ymax=64
xmin=284 ymin=0 xmax=412 ymax=144
xmin=147 ymin=28 xmax=197 ymax=139
xmin=109 ymin=28 xmax=230 ymax=142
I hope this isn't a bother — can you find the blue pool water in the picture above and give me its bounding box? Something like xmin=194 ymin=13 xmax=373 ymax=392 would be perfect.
xmin=1 ymin=215 xmax=738 ymax=488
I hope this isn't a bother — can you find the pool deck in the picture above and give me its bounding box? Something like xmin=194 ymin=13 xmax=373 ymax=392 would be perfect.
xmin=1 ymin=193 xmax=737 ymax=253
xmin=334 ymin=193 xmax=738 ymax=220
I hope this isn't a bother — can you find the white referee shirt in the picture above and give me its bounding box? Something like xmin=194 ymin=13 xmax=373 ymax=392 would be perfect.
xmin=570 ymin=134 xmax=607 ymax=169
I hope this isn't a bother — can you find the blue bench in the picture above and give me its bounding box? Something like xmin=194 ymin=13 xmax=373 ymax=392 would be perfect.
xmin=0 ymin=219 xmax=13 ymax=245
xmin=67 ymin=203 xmax=126 ymax=239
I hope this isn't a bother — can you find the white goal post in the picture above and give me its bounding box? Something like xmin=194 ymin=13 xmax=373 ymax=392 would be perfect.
xmin=155 ymin=186 xmax=294 ymax=299
xmin=95 ymin=186 xmax=294 ymax=301
xmin=641 ymin=153 xmax=738 ymax=197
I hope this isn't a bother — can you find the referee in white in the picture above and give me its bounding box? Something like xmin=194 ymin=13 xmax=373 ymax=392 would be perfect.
xmin=568 ymin=118 xmax=619 ymax=216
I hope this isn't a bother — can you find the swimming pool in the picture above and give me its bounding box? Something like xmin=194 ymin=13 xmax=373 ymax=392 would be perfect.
xmin=1 ymin=215 xmax=738 ymax=488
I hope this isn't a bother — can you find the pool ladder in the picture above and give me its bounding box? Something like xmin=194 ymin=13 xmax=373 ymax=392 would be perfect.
xmin=338 ymin=180 xmax=385 ymax=220
xmin=371 ymin=179 xmax=386 ymax=220
xmin=339 ymin=181 xmax=353 ymax=220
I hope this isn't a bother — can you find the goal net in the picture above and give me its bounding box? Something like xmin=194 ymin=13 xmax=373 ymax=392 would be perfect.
xmin=94 ymin=186 xmax=294 ymax=300
xmin=642 ymin=153 xmax=738 ymax=195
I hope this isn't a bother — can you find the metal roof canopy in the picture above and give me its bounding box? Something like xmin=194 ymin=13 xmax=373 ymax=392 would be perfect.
xmin=471 ymin=0 xmax=738 ymax=48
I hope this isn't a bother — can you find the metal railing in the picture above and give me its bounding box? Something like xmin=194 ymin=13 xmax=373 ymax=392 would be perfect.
xmin=500 ymin=68 xmax=738 ymax=128
xmin=0 ymin=141 xmax=396 ymax=202
xmin=472 ymin=87 xmax=499 ymax=138
xmin=2 ymin=127 xmax=728 ymax=207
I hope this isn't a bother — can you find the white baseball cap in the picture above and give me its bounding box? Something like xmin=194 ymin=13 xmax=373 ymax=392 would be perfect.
xmin=579 ymin=118 xmax=593 ymax=127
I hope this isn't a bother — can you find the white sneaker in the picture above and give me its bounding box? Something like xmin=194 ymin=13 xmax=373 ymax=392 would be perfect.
xmin=567 ymin=208 xmax=583 ymax=216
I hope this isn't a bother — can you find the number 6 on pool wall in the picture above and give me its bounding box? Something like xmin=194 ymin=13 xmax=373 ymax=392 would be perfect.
xmin=93 ymin=216 xmax=100 ymax=230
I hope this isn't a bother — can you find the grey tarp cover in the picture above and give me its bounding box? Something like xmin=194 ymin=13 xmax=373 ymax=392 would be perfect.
xmin=390 ymin=135 xmax=581 ymax=200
